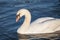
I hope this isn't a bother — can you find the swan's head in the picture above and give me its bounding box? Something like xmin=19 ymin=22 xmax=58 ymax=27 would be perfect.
xmin=16 ymin=9 xmax=30 ymax=22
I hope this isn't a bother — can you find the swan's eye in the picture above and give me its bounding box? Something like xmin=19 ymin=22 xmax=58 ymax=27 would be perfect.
xmin=18 ymin=14 xmax=20 ymax=16
xmin=17 ymin=13 xmax=20 ymax=16
xmin=16 ymin=15 xmax=18 ymax=18
xmin=19 ymin=13 xmax=20 ymax=16
xmin=16 ymin=14 xmax=20 ymax=18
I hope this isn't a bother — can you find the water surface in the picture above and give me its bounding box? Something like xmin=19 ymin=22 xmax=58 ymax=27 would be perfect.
xmin=0 ymin=0 xmax=60 ymax=40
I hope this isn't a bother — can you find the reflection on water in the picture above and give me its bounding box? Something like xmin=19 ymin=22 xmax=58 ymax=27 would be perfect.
xmin=0 ymin=0 xmax=60 ymax=40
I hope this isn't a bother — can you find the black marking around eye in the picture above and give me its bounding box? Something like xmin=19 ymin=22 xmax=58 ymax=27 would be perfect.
xmin=16 ymin=15 xmax=18 ymax=18
xmin=19 ymin=13 xmax=20 ymax=16
xmin=16 ymin=13 xmax=20 ymax=18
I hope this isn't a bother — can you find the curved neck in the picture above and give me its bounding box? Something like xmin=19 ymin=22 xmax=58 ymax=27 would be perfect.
xmin=17 ymin=11 xmax=31 ymax=34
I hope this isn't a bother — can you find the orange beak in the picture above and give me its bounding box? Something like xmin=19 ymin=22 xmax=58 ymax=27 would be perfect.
xmin=16 ymin=15 xmax=20 ymax=22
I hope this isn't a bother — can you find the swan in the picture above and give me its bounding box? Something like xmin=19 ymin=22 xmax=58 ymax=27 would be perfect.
xmin=16 ymin=9 xmax=60 ymax=35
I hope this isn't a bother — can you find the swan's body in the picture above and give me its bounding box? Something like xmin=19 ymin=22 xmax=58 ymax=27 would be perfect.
xmin=16 ymin=9 xmax=60 ymax=35
xmin=29 ymin=19 xmax=60 ymax=34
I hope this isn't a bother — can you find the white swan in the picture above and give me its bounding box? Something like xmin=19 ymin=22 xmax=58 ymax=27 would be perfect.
xmin=16 ymin=9 xmax=60 ymax=34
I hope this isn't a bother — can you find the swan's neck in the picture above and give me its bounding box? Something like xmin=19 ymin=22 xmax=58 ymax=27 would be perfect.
xmin=17 ymin=12 xmax=31 ymax=34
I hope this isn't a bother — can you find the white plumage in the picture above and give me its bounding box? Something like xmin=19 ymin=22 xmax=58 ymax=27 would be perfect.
xmin=16 ymin=9 xmax=60 ymax=34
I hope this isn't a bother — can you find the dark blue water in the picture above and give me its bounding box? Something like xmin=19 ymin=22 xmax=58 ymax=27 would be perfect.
xmin=0 ymin=0 xmax=60 ymax=40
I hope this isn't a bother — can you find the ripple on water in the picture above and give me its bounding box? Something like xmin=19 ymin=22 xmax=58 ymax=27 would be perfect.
xmin=0 ymin=0 xmax=60 ymax=40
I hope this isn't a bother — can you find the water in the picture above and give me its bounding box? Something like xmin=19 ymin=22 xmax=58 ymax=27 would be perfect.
xmin=0 ymin=0 xmax=60 ymax=40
